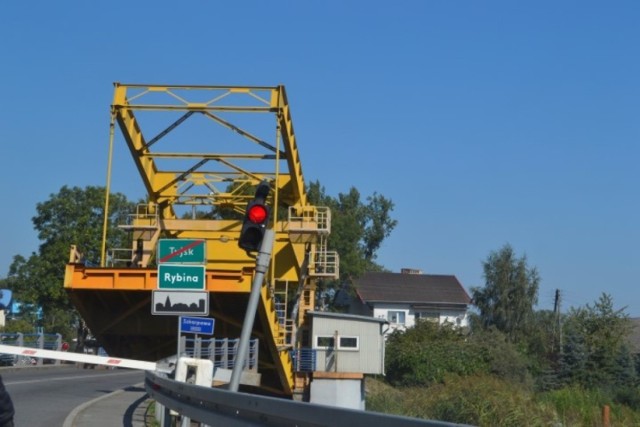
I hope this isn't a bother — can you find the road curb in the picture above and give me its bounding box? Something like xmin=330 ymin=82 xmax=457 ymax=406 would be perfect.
xmin=62 ymin=381 xmax=145 ymax=427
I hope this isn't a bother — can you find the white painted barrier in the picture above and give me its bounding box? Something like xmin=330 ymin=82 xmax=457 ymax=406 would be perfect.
xmin=175 ymin=357 xmax=214 ymax=386
xmin=0 ymin=344 xmax=157 ymax=371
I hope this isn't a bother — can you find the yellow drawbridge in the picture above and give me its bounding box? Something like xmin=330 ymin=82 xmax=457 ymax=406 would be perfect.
xmin=63 ymin=84 xmax=339 ymax=396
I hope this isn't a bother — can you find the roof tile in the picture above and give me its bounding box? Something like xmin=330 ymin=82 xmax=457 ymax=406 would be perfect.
xmin=354 ymin=272 xmax=471 ymax=305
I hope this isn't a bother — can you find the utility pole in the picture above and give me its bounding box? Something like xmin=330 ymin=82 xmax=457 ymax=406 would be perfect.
xmin=553 ymin=289 xmax=563 ymax=351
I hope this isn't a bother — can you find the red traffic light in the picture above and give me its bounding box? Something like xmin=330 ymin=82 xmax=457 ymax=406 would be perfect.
xmin=247 ymin=204 xmax=268 ymax=224
xmin=238 ymin=181 xmax=271 ymax=252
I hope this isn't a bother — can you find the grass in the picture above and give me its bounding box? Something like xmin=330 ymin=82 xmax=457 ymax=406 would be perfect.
xmin=366 ymin=376 xmax=640 ymax=427
xmin=143 ymin=399 xmax=160 ymax=427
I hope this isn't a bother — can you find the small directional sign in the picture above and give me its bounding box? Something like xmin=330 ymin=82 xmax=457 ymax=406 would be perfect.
xmin=180 ymin=316 xmax=215 ymax=335
xmin=152 ymin=291 xmax=209 ymax=316
xmin=158 ymin=239 xmax=206 ymax=265
xmin=158 ymin=264 xmax=206 ymax=290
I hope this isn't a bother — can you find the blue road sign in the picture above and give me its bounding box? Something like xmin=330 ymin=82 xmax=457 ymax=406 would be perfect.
xmin=180 ymin=316 xmax=215 ymax=335
xmin=0 ymin=289 xmax=11 ymax=309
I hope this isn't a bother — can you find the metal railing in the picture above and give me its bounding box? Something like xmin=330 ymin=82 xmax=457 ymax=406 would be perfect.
xmin=106 ymin=247 xmax=135 ymax=267
xmin=146 ymin=370 xmax=468 ymax=427
xmin=287 ymin=206 xmax=331 ymax=234
xmin=309 ymin=249 xmax=340 ymax=278
xmin=290 ymin=348 xmax=316 ymax=372
xmin=0 ymin=332 xmax=63 ymax=365
xmin=122 ymin=204 xmax=159 ymax=229
xmin=181 ymin=337 xmax=259 ymax=371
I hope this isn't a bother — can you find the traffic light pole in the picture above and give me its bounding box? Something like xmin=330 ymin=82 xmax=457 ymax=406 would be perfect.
xmin=228 ymin=229 xmax=275 ymax=392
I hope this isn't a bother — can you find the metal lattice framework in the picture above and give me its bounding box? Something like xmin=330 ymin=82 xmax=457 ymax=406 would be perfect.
xmin=65 ymin=83 xmax=338 ymax=396
xmin=110 ymin=83 xmax=306 ymax=214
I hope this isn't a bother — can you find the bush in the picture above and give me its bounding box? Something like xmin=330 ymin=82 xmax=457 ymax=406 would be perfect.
xmin=1 ymin=319 xmax=35 ymax=334
xmin=422 ymin=375 xmax=555 ymax=426
xmin=538 ymin=386 xmax=604 ymax=426
xmin=385 ymin=322 xmax=487 ymax=387
xmin=367 ymin=375 xmax=556 ymax=426
xmin=469 ymin=327 xmax=533 ymax=386
xmin=539 ymin=386 xmax=640 ymax=427
xmin=385 ymin=322 xmax=536 ymax=389
xmin=364 ymin=376 xmax=405 ymax=415
xmin=366 ymin=375 xmax=557 ymax=427
xmin=614 ymin=385 xmax=640 ymax=411
xmin=367 ymin=376 xmax=640 ymax=426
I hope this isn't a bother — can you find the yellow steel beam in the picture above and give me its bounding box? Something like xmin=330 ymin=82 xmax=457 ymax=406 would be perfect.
xmin=64 ymin=265 xmax=252 ymax=292
xmin=68 ymin=83 xmax=326 ymax=396
xmin=272 ymin=86 xmax=307 ymax=208
xmin=111 ymin=83 xmax=308 ymax=214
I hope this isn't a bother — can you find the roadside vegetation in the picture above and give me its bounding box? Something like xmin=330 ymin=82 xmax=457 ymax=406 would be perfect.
xmin=366 ymin=245 xmax=640 ymax=426
xmin=2 ymin=186 xmax=639 ymax=425
xmin=0 ymin=186 xmax=135 ymax=343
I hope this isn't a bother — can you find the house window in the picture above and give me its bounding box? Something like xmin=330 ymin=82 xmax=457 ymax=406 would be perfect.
xmin=338 ymin=336 xmax=359 ymax=351
xmin=388 ymin=310 xmax=405 ymax=325
xmin=315 ymin=336 xmax=335 ymax=349
xmin=416 ymin=311 xmax=439 ymax=323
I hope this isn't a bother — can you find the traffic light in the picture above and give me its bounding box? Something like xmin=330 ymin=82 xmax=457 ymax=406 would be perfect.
xmin=238 ymin=181 xmax=271 ymax=252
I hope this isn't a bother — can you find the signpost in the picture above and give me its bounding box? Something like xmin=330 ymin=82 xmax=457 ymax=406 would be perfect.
xmin=157 ymin=264 xmax=206 ymax=290
xmin=180 ymin=316 xmax=214 ymax=335
xmin=152 ymin=290 xmax=209 ymax=316
xmin=153 ymin=239 xmax=212 ymax=359
xmin=154 ymin=239 xmax=209 ymax=316
xmin=176 ymin=316 xmax=215 ymax=359
xmin=158 ymin=239 xmax=206 ymax=264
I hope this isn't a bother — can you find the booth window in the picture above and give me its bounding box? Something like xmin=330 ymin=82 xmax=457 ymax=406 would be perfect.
xmin=338 ymin=336 xmax=359 ymax=351
xmin=315 ymin=336 xmax=335 ymax=349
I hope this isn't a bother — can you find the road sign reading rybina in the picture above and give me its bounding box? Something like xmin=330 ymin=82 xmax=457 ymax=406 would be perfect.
xmin=158 ymin=264 xmax=206 ymax=290
xmin=158 ymin=239 xmax=206 ymax=264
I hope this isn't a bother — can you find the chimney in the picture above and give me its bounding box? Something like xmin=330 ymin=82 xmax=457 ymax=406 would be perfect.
xmin=401 ymin=268 xmax=423 ymax=275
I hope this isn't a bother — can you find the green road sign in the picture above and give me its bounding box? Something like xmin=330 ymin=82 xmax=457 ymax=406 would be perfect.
xmin=158 ymin=264 xmax=206 ymax=290
xmin=158 ymin=239 xmax=206 ymax=264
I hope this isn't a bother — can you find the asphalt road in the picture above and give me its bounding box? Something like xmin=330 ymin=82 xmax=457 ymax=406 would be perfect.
xmin=1 ymin=364 xmax=145 ymax=426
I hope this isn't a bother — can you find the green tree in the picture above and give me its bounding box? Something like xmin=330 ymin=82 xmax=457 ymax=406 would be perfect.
xmin=561 ymin=293 xmax=633 ymax=390
xmin=308 ymin=181 xmax=397 ymax=278
xmin=6 ymin=186 xmax=135 ymax=336
xmin=471 ymin=244 xmax=540 ymax=343
xmin=526 ymin=309 xmax=564 ymax=391
xmin=306 ymin=181 xmax=397 ymax=307
xmin=1 ymin=318 xmax=35 ymax=334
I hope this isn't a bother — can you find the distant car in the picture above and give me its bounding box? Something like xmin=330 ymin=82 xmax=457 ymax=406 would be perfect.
xmin=0 ymin=353 xmax=14 ymax=366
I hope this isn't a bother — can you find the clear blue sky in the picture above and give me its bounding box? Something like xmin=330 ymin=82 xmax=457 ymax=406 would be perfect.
xmin=1 ymin=1 xmax=638 ymax=315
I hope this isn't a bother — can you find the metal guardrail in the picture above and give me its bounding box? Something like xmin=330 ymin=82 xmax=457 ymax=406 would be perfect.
xmin=145 ymin=370 xmax=469 ymax=427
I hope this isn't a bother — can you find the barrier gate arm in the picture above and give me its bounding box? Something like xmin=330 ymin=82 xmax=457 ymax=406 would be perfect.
xmin=0 ymin=344 xmax=157 ymax=371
